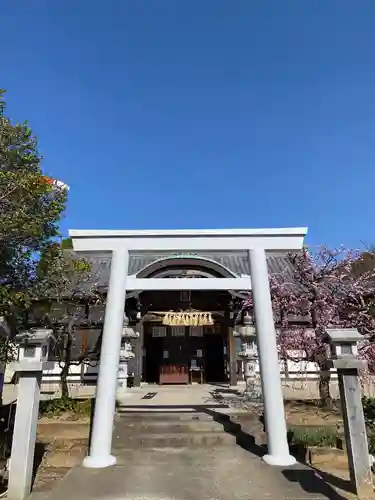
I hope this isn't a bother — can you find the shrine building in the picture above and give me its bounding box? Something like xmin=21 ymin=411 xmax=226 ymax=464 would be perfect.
xmin=75 ymin=249 xmax=299 ymax=387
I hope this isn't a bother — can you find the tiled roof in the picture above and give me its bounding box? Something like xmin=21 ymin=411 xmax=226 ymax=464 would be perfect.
xmin=83 ymin=251 xmax=295 ymax=289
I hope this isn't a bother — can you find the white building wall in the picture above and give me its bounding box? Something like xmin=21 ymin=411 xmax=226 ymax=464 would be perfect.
xmin=36 ymin=352 xmax=325 ymax=385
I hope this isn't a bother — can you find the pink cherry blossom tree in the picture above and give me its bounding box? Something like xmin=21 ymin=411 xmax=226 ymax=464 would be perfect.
xmin=245 ymin=246 xmax=375 ymax=408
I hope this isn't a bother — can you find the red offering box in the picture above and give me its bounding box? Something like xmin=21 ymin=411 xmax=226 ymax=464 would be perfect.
xmin=159 ymin=364 xmax=189 ymax=384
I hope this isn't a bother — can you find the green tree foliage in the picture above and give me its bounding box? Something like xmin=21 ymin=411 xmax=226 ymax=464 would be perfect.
xmin=0 ymin=89 xmax=67 ymax=328
xmin=34 ymin=243 xmax=102 ymax=398
xmin=36 ymin=243 xmax=92 ymax=301
xmin=61 ymin=237 xmax=73 ymax=249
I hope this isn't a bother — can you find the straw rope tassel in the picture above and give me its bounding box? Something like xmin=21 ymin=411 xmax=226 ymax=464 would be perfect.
xmin=162 ymin=311 xmax=215 ymax=326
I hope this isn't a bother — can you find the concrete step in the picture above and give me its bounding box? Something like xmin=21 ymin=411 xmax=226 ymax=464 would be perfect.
xmin=112 ymin=431 xmax=237 ymax=449
xmin=116 ymin=409 xmax=261 ymax=423
xmin=116 ymin=410 xmax=217 ymax=420
xmin=112 ymin=445 xmax=263 ymax=466
xmin=114 ymin=410 xmax=266 ymax=450
xmin=115 ymin=420 xmax=242 ymax=435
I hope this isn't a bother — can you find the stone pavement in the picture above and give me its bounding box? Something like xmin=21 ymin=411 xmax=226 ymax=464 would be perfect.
xmin=26 ymin=386 xmax=359 ymax=500
xmin=28 ymin=387 xmax=357 ymax=499
xmin=30 ymin=446 xmax=349 ymax=500
xmin=0 ymin=378 xmax=344 ymax=406
xmin=116 ymin=384 xmax=250 ymax=410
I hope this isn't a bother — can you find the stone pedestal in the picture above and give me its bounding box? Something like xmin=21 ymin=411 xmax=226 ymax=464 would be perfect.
xmin=116 ymin=317 xmax=140 ymax=404
xmin=116 ymin=342 xmax=134 ymax=404
xmin=242 ymin=348 xmax=262 ymax=403
xmin=233 ymin=316 xmax=262 ymax=403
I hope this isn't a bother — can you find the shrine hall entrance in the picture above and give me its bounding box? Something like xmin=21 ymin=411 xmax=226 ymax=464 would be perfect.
xmin=143 ymin=323 xmax=227 ymax=385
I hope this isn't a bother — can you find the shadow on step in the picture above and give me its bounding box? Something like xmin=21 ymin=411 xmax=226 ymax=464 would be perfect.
xmin=203 ymin=409 xmax=350 ymax=499
xmin=282 ymin=468 xmax=350 ymax=500
xmin=202 ymin=408 xmax=266 ymax=458
xmin=116 ymin=404 xmax=266 ymax=457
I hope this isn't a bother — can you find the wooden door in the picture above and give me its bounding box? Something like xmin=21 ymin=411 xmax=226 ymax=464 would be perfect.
xmin=159 ymin=326 xmax=189 ymax=384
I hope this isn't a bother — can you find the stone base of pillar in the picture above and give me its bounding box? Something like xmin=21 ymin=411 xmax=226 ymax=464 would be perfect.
xmin=262 ymin=454 xmax=297 ymax=467
xmin=82 ymin=453 xmax=117 ymax=468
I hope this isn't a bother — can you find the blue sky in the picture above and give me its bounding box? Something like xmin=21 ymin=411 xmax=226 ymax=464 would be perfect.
xmin=2 ymin=1 xmax=375 ymax=248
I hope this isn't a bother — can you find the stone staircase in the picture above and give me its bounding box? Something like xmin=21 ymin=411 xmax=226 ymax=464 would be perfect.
xmin=113 ymin=409 xmax=267 ymax=453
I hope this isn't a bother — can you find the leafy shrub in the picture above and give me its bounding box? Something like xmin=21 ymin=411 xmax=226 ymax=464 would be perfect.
xmin=367 ymin=428 xmax=375 ymax=455
xmin=362 ymin=396 xmax=375 ymax=454
xmin=39 ymin=397 xmax=92 ymax=419
xmin=362 ymin=396 xmax=375 ymax=425
xmin=288 ymin=426 xmax=338 ymax=448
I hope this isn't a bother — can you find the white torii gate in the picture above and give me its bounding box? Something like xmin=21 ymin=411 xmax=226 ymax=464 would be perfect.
xmin=70 ymin=227 xmax=307 ymax=468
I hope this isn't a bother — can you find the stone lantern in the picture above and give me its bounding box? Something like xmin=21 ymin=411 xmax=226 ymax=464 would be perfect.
xmin=324 ymin=328 xmax=362 ymax=363
xmin=15 ymin=328 xmax=56 ymax=364
xmin=324 ymin=328 xmax=373 ymax=497
xmin=233 ymin=312 xmax=262 ymax=401
xmin=116 ymin=315 xmax=140 ymax=403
